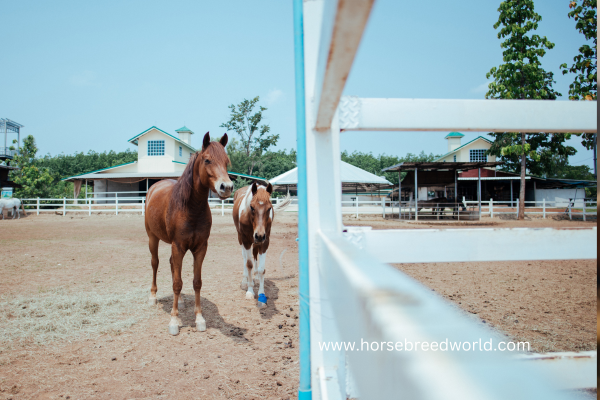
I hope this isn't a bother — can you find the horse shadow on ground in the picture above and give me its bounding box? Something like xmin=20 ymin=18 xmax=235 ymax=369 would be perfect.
xmin=254 ymin=278 xmax=280 ymax=320
xmin=158 ymin=294 xmax=251 ymax=343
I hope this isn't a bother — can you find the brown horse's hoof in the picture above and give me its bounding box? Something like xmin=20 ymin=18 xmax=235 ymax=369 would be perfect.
xmin=168 ymin=324 xmax=180 ymax=335
xmin=168 ymin=316 xmax=180 ymax=335
xmin=148 ymin=296 xmax=157 ymax=306
xmin=196 ymin=315 xmax=206 ymax=331
xmin=245 ymin=292 xmax=254 ymax=300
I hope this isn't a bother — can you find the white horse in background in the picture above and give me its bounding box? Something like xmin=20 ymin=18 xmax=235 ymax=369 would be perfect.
xmin=0 ymin=198 xmax=22 ymax=219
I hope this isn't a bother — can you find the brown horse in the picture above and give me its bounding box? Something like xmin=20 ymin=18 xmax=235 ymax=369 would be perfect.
xmin=145 ymin=132 xmax=233 ymax=335
xmin=232 ymin=182 xmax=283 ymax=308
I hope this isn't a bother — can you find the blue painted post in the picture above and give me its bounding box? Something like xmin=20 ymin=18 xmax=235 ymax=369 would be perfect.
xmin=293 ymin=0 xmax=311 ymax=399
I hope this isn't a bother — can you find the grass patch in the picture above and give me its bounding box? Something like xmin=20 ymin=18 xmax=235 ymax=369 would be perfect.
xmin=0 ymin=286 xmax=153 ymax=344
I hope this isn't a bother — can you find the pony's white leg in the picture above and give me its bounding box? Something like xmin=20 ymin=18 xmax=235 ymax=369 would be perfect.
xmin=242 ymin=247 xmax=255 ymax=299
xmin=257 ymin=252 xmax=267 ymax=296
xmin=256 ymin=251 xmax=267 ymax=308
xmin=240 ymin=246 xmax=249 ymax=291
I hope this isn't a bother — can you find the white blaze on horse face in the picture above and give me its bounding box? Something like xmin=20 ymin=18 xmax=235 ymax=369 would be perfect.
xmin=257 ymin=251 xmax=267 ymax=296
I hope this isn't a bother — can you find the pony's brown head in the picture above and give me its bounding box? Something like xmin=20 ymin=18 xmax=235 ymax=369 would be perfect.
xmin=198 ymin=132 xmax=233 ymax=199
xmin=249 ymin=181 xmax=273 ymax=243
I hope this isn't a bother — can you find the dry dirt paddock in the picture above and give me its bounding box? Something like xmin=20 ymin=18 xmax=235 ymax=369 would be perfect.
xmin=0 ymin=212 xmax=597 ymax=399
xmin=0 ymin=213 xmax=300 ymax=400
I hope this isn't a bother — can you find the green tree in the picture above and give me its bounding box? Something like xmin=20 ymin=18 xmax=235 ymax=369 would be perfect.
xmin=485 ymin=0 xmax=571 ymax=219
xmin=342 ymin=150 xmax=439 ymax=185
xmin=560 ymin=0 xmax=597 ymax=103
xmin=258 ymin=149 xmax=297 ymax=180
xmin=9 ymin=135 xmax=54 ymax=198
xmin=220 ymin=96 xmax=279 ymax=176
xmin=560 ymin=0 xmax=597 ymax=180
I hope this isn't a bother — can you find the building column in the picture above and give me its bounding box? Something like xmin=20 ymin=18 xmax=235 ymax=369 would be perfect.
xmin=478 ymin=168 xmax=481 ymax=220
xmin=414 ymin=169 xmax=418 ymax=221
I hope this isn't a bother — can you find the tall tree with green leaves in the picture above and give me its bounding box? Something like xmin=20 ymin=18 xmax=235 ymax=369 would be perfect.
xmin=485 ymin=0 xmax=574 ymax=219
xmin=560 ymin=0 xmax=597 ymax=178
xmin=220 ymin=96 xmax=279 ymax=176
xmin=9 ymin=135 xmax=54 ymax=199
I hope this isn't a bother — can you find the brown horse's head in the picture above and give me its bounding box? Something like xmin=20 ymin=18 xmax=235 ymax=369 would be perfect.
xmin=248 ymin=181 xmax=273 ymax=243
xmin=197 ymin=132 xmax=233 ymax=199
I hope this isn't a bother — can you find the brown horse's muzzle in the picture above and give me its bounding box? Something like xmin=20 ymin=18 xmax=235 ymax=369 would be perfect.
xmin=215 ymin=179 xmax=234 ymax=199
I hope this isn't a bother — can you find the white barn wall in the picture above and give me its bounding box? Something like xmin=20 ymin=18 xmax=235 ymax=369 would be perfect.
xmin=137 ymin=129 xmax=177 ymax=173
xmin=93 ymin=179 xmax=140 ymax=204
xmin=535 ymin=188 xmax=586 ymax=207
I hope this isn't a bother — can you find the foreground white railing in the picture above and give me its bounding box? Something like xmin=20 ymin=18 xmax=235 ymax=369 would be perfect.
xmin=296 ymin=1 xmax=598 ymax=399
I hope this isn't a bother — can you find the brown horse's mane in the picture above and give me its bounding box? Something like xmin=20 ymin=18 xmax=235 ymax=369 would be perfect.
xmin=171 ymin=142 xmax=230 ymax=210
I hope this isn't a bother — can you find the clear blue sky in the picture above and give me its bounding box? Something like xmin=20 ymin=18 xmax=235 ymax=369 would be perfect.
xmin=0 ymin=0 xmax=595 ymax=170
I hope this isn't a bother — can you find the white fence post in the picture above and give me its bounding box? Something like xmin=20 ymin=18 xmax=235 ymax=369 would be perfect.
xmin=89 ymin=197 xmax=91 ymax=216
xmin=516 ymin=201 xmax=519 ymax=217
xmin=63 ymin=197 xmax=66 ymax=216
xmin=222 ymin=199 xmax=224 ymax=216
xmin=116 ymin=196 xmax=119 ymax=215
xmin=542 ymin=199 xmax=546 ymax=219
xmin=490 ymin=198 xmax=493 ymax=218
xmin=37 ymin=197 xmax=40 ymax=215
xmin=568 ymin=201 xmax=572 ymax=220
xmin=583 ymin=201 xmax=586 ymax=221
xmin=356 ymin=198 xmax=359 ymax=219
xmin=142 ymin=198 xmax=145 ymax=216
xmin=381 ymin=197 xmax=386 ymax=218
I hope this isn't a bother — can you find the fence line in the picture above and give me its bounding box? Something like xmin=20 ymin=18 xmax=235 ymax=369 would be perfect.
xmin=10 ymin=197 xmax=596 ymax=221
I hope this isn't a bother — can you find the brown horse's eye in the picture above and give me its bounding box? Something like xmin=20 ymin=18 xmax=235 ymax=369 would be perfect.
xmin=250 ymin=206 xmax=255 ymax=213
xmin=204 ymin=159 xmax=211 ymax=164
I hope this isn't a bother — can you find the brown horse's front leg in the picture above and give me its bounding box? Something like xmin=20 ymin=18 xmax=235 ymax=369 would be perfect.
xmin=168 ymin=244 xmax=186 ymax=335
xmin=192 ymin=244 xmax=208 ymax=332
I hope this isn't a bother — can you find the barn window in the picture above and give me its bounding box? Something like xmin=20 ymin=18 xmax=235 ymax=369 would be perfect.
xmin=147 ymin=140 xmax=165 ymax=156
xmin=453 ymin=155 xmax=456 ymax=162
xmin=469 ymin=149 xmax=487 ymax=162
xmin=179 ymin=146 xmax=182 ymax=157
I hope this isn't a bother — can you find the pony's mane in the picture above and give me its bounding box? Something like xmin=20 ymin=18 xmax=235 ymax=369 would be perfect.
xmin=171 ymin=142 xmax=230 ymax=210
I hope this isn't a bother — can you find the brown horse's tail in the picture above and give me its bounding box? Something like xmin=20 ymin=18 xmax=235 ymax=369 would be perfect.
xmin=273 ymin=193 xmax=292 ymax=212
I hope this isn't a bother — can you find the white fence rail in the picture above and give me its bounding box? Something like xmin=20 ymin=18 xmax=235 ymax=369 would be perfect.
xmin=10 ymin=197 xmax=597 ymax=223
xmin=18 ymin=197 xmax=240 ymax=216
xmin=295 ymin=1 xmax=598 ymax=399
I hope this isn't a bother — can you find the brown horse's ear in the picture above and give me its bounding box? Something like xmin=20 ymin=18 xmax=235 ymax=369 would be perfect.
xmin=202 ymin=132 xmax=211 ymax=151
xmin=220 ymin=133 xmax=228 ymax=147
xmin=251 ymin=181 xmax=258 ymax=195
xmin=266 ymin=183 xmax=273 ymax=194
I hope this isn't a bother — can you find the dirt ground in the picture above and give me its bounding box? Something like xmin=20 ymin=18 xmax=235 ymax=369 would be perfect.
xmin=346 ymin=214 xmax=598 ymax=353
xmin=0 ymin=212 xmax=596 ymax=399
xmin=0 ymin=213 xmax=300 ymax=400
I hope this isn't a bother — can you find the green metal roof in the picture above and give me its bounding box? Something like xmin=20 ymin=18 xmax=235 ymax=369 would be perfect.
xmin=128 ymin=126 xmax=196 ymax=152
xmin=434 ymin=136 xmax=493 ymax=162
xmin=445 ymin=132 xmax=465 ymax=138
xmin=175 ymin=126 xmax=193 ymax=133
xmin=61 ymin=161 xmax=137 ymax=181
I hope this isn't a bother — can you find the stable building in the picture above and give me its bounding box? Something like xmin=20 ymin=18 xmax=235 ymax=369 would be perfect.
xmin=63 ymin=126 xmax=266 ymax=202
xmin=383 ymin=132 xmax=595 ymax=207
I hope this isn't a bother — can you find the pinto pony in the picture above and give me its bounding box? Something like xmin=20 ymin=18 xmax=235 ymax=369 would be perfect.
xmin=145 ymin=132 xmax=233 ymax=335
xmin=233 ymin=182 xmax=287 ymax=308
